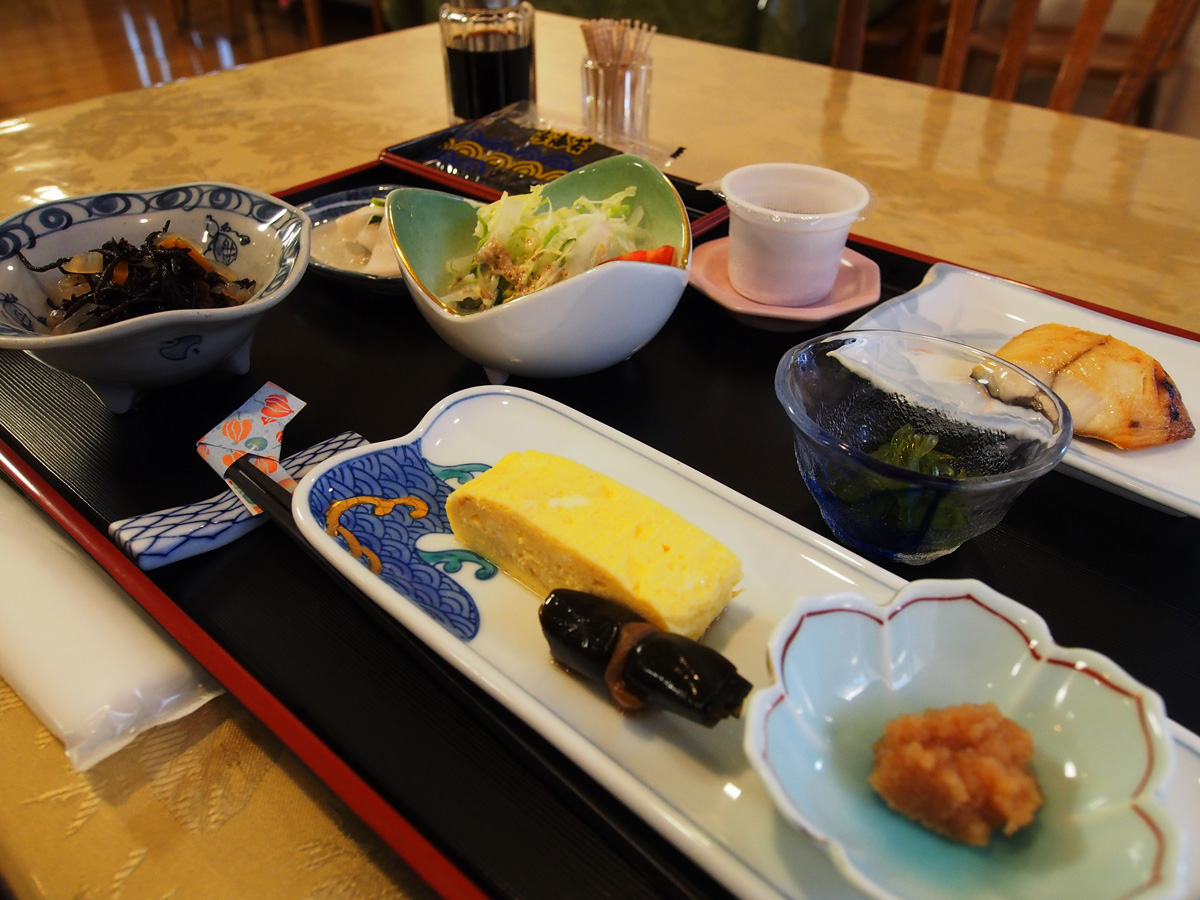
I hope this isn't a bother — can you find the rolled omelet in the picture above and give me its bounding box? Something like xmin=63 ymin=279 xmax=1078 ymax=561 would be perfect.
xmin=445 ymin=450 xmax=742 ymax=640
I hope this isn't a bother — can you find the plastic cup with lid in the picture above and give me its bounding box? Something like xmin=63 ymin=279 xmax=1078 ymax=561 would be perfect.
xmin=719 ymin=163 xmax=872 ymax=307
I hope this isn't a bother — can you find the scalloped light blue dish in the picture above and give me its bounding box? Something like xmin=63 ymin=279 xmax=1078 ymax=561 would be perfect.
xmin=745 ymin=578 xmax=1184 ymax=900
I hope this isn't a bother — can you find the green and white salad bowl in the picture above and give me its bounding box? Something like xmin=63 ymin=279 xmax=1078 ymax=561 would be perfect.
xmin=386 ymin=155 xmax=691 ymax=382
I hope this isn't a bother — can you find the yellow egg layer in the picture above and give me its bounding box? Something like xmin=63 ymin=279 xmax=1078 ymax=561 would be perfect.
xmin=445 ymin=450 xmax=741 ymax=640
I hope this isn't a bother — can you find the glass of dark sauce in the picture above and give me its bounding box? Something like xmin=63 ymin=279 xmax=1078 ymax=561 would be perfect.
xmin=439 ymin=0 xmax=536 ymax=123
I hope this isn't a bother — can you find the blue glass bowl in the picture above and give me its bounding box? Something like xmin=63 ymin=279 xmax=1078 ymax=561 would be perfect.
xmin=775 ymin=329 xmax=1072 ymax=564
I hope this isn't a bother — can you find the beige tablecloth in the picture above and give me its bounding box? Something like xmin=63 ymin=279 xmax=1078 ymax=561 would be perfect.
xmin=0 ymin=675 xmax=439 ymax=900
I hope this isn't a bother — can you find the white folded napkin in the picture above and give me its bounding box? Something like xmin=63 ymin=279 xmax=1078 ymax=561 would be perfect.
xmin=0 ymin=478 xmax=221 ymax=770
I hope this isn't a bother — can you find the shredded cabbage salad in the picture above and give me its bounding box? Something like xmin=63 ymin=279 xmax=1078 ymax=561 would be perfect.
xmin=443 ymin=185 xmax=650 ymax=312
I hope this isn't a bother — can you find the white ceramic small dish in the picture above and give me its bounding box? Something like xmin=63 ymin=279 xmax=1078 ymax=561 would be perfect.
xmin=299 ymin=184 xmax=405 ymax=294
xmin=690 ymin=238 xmax=880 ymax=332
xmin=386 ymin=155 xmax=691 ymax=382
xmin=0 ymin=183 xmax=310 ymax=412
xmin=851 ymin=264 xmax=1200 ymax=518
xmin=746 ymin=578 xmax=1183 ymax=900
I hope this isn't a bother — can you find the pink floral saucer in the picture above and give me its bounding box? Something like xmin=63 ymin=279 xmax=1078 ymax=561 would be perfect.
xmin=689 ymin=238 xmax=881 ymax=332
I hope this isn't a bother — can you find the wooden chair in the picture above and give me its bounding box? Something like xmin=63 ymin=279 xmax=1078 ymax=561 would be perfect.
xmin=833 ymin=0 xmax=1200 ymax=124
xmin=172 ymin=0 xmax=384 ymax=48
xmin=833 ymin=0 xmax=947 ymax=79
xmin=300 ymin=0 xmax=387 ymax=46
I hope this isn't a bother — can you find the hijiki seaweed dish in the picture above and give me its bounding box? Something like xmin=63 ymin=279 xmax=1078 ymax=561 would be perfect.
xmin=19 ymin=225 xmax=256 ymax=335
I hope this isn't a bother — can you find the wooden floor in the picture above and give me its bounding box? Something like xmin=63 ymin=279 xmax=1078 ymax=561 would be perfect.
xmin=1 ymin=0 xmax=379 ymax=118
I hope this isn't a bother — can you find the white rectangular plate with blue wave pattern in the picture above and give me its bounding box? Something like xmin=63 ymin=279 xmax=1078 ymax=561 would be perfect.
xmin=291 ymin=385 xmax=1200 ymax=900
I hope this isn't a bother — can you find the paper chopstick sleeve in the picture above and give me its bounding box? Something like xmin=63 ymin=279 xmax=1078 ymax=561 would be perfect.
xmin=0 ymin=480 xmax=222 ymax=770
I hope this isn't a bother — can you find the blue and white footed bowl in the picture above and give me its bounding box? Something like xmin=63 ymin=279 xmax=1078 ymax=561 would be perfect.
xmin=0 ymin=183 xmax=310 ymax=412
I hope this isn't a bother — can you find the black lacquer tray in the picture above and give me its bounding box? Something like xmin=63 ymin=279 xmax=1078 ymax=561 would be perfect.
xmin=2 ymin=143 xmax=1198 ymax=900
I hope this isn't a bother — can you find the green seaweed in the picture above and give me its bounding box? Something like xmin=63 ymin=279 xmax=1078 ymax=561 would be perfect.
xmin=868 ymin=424 xmax=976 ymax=479
xmin=834 ymin=425 xmax=978 ymax=535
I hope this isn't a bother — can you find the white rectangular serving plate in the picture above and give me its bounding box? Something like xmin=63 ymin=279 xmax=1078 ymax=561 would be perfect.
xmin=850 ymin=264 xmax=1200 ymax=518
xmin=292 ymin=385 xmax=1200 ymax=900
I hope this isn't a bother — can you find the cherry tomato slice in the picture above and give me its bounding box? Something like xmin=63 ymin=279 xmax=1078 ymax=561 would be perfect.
xmin=608 ymin=245 xmax=676 ymax=266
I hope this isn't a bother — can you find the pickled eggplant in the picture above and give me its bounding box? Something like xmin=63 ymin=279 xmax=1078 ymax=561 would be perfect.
xmin=538 ymin=589 xmax=752 ymax=727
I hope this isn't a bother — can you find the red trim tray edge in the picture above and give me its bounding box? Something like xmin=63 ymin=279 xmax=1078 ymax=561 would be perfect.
xmin=0 ymin=436 xmax=491 ymax=900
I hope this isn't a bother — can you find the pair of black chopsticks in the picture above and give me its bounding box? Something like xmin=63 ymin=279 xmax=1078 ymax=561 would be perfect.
xmin=225 ymin=455 xmax=307 ymax=545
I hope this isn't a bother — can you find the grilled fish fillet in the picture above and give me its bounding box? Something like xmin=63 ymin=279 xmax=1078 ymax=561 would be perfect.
xmin=993 ymin=323 xmax=1194 ymax=450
